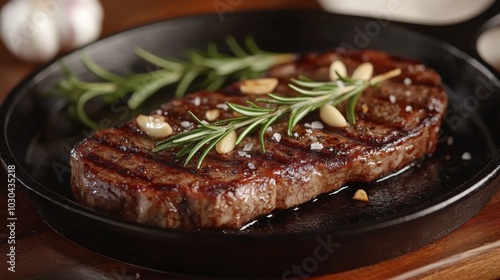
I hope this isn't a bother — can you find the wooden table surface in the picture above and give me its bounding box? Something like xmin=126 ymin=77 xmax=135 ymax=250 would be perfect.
xmin=1 ymin=0 xmax=499 ymax=279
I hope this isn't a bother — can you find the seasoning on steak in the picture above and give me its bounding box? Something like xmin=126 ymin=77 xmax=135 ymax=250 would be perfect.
xmin=70 ymin=50 xmax=448 ymax=229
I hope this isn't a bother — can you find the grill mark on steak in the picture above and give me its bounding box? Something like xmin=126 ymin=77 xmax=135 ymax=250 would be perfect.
xmin=91 ymin=128 xmax=238 ymax=180
xmin=71 ymin=49 xmax=447 ymax=229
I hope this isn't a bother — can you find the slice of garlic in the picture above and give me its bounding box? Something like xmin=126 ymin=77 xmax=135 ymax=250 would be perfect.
xmin=353 ymin=189 xmax=369 ymax=202
xmin=205 ymin=109 xmax=220 ymax=122
xmin=136 ymin=115 xmax=172 ymax=138
xmin=240 ymin=78 xmax=279 ymax=95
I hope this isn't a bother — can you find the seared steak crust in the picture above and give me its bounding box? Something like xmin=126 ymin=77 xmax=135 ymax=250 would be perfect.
xmin=71 ymin=50 xmax=447 ymax=229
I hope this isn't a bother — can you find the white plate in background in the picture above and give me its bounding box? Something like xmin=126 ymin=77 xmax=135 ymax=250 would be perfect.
xmin=317 ymin=0 xmax=494 ymax=25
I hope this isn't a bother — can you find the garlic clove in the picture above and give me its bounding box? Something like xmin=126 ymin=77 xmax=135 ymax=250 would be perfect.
xmin=320 ymin=104 xmax=348 ymax=128
xmin=216 ymin=130 xmax=237 ymax=154
xmin=329 ymin=60 xmax=348 ymax=81
xmin=205 ymin=109 xmax=220 ymax=122
xmin=351 ymin=62 xmax=374 ymax=80
xmin=0 ymin=0 xmax=60 ymax=62
xmin=56 ymin=0 xmax=104 ymax=49
xmin=0 ymin=0 xmax=104 ymax=63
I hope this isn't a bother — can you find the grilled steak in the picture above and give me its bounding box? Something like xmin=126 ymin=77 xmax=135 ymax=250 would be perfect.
xmin=71 ymin=50 xmax=447 ymax=229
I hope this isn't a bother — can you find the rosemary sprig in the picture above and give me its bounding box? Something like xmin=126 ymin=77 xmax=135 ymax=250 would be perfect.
xmin=153 ymin=68 xmax=402 ymax=168
xmin=49 ymin=36 xmax=296 ymax=129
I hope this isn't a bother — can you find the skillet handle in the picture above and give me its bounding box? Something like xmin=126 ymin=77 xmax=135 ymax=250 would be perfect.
xmin=395 ymin=1 xmax=500 ymax=61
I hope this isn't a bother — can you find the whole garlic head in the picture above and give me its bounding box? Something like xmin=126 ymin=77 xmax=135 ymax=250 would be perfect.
xmin=0 ymin=0 xmax=104 ymax=63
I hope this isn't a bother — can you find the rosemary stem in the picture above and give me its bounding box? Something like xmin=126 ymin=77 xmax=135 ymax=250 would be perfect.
xmin=370 ymin=68 xmax=402 ymax=85
xmin=227 ymin=69 xmax=398 ymax=133
xmin=230 ymin=84 xmax=358 ymax=132
xmin=75 ymin=81 xmax=118 ymax=92
xmin=290 ymin=85 xmax=358 ymax=110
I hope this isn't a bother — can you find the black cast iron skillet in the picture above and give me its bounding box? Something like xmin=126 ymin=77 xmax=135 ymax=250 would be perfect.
xmin=1 ymin=7 xmax=500 ymax=278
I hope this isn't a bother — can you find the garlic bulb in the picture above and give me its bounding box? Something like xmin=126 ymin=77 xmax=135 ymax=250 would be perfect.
xmin=0 ymin=0 xmax=104 ymax=63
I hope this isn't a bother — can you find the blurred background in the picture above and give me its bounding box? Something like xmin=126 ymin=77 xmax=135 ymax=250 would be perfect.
xmin=0 ymin=0 xmax=322 ymax=102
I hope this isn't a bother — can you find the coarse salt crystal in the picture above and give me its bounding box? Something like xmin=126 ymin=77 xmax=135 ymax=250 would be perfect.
xmin=216 ymin=103 xmax=229 ymax=111
xmin=310 ymin=142 xmax=323 ymax=150
xmin=311 ymin=121 xmax=324 ymax=129
xmin=272 ymin=133 xmax=281 ymax=142
xmin=389 ymin=95 xmax=396 ymax=104
xmin=248 ymin=162 xmax=256 ymax=169
xmin=293 ymin=132 xmax=299 ymax=137
xmin=266 ymin=126 xmax=273 ymax=132
xmin=306 ymin=129 xmax=313 ymax=134
xmin=193 ymin=97 xmax=201 ymax=106
xmin=447 ymin=136 xmax=454 ymax=145
xmin=238 ymin=151 xmax=247 ymax=157
xmin=238 ymin=151 xmax=251 ymax=158
xmin=404 ymin=78 xmax=412 ymax=85
xmin=462 ymin=152 xmax=471 ymax=160
xmin=405 ymin=105 xmax=413 ymax=112
xmin=180 ymin=121 xmax=192 ymax=128
xmin=243 ymin=143 xmax=253 ymax=151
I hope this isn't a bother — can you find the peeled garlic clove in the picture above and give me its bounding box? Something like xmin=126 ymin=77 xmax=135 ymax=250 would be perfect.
xmin=240 ymin=78 xmax=279 ymax=95
xmin=216 ymin=130 xmax=237 ymax=154
xmin=329 ymin=60 xmax=347 ymax=81
xmin=351 ymin=62 xmax=374 ymax=80
xmin=320 ymin=104 xmax=348 ymax=128
xmin=205 ymin=109 xmax=220 ymax=122
xmin=136 ymin=115 xmax=173 ymax=138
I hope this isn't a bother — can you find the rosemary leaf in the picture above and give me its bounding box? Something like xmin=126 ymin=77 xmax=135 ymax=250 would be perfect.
xmin=175 ymin=67 xmax=202 ymax=97
xmin=244 ymin=36 xmax=264 ymax=54
xmin=76 ymin=91 xmax=109 ymax=129
xmin=226 ymin=36 xmax=249 ymax=57
xmin=288 ymin=106 xmax=311 ymax=136
xmin=127 ymin=71 xmax=181 ymax=109
xmin=236 ymin=119 xmax=265 ymax=145
xmin=197 ymin=136 xmax=225 ymax=169
xmin=176 ymin=142 xmax=199 ymax=158
xmin=135 ymin=47 xmax=184 ymax=71
xmin=81 ymin=53 xmax=125 ymax=83
xmin=345 ymin=86 xmax=368 ymax=124
xmin=258 ymin=114 xmax=281 ymax=153
xmin=227 ymin=102 xmax=272 ymax=117
xmin=185 ymin=129 xmax=228 ymax=167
